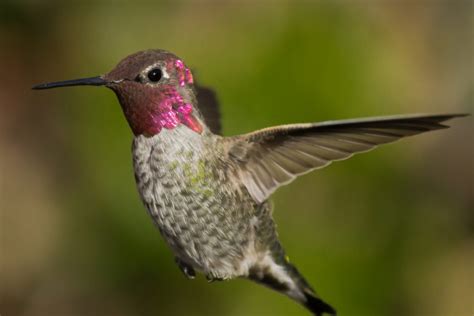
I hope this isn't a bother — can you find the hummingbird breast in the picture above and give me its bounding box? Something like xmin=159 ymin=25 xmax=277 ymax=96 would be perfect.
xmin=132 ymin=126 xmax=262 ymax=279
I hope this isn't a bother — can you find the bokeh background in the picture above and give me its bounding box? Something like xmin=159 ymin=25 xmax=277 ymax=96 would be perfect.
xmin=1 ymin=1 xmax=473 ymax=315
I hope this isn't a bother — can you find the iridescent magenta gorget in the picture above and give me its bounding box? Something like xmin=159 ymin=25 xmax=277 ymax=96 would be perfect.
xmin=147 ymin=59 xmax=200 ymax=135
xmin=105 ymin=55 xmax=202 ymax=136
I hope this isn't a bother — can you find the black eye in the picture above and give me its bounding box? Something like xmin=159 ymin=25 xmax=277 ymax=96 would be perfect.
xmin=147 ymin=68 xmax=162 ymax=82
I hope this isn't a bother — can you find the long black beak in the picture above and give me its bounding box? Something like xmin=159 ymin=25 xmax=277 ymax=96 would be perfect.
xmin=32 ymin=76 xmax=107 ymax=90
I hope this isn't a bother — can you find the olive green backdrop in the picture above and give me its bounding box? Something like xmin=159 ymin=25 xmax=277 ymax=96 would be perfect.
xmin=1 ymin=1 xmax=472 ymax=316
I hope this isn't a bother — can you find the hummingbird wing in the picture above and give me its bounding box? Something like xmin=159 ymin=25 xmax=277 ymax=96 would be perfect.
xmin=195 ymin=84 xmax=222 ymax=135
xmin=227 ymin=114 xmax=465 ymax=203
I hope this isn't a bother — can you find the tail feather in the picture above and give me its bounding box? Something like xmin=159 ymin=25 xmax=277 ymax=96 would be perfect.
xmin=249 ymin=258 xmax=336 ymax=315
xmin=303 ymin=288 xmax=337 ymax=316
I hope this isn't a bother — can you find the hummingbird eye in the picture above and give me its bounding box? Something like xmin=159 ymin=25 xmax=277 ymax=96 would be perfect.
xmin=147 ymin=68 xmax=162 ymax=82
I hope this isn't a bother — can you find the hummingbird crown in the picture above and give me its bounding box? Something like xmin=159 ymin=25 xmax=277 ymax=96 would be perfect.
xmin=104 ymin=49 xmax=203 ymax=136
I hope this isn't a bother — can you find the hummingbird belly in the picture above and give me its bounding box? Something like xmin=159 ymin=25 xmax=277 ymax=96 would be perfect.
xmin=132 ymin=128 xmax=258 ymax=279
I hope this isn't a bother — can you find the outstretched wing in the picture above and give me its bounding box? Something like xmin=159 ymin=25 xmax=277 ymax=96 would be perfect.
xmin=227 ymin=114 xmax=465 ymax=203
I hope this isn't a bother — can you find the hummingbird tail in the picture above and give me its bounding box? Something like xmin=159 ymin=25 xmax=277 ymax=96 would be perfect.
xmin=285 ymin=262 xmax=336 ymax=316
xmin=302 ymin=288 xmax=337 ymax=316
xmin=249 ymin=258 xmax=336 ymax=315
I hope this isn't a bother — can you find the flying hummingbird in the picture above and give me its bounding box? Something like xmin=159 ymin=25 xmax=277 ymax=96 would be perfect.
xmin=33 ymin=49 xmax=465 ymax=315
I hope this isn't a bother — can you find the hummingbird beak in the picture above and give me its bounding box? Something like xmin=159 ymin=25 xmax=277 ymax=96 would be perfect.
xmin=32 ymin=76 xmax=107 ymax=90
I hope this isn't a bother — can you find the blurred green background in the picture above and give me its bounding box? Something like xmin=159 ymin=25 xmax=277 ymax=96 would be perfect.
xmin=1 ymin=1 xmax=472 ymax=315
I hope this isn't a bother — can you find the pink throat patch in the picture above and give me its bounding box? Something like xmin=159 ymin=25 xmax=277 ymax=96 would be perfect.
xmin=148 ymin=85 xmax=202 ymax=135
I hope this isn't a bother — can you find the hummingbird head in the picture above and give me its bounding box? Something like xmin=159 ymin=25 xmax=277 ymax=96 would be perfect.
xmin=33 ymin=49 xmax=203 ymax=136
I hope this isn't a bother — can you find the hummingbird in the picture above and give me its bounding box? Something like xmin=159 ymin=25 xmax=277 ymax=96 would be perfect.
xmin=33 ymin=49 xmax=465 ymax=315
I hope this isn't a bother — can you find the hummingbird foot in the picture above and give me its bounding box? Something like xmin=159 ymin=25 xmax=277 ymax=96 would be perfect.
xmin=175 ymin=258 xmax=196 ymax=279
xmin=205 ymin=270 xmax=231 ymax=282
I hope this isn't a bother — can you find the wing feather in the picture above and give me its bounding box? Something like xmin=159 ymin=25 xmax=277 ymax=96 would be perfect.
xmin=228 ymin=113 xmax=466 ymax=203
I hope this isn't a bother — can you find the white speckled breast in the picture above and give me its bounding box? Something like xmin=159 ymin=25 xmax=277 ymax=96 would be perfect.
xmin=131 ymin=125 xmax=259 ymax=279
